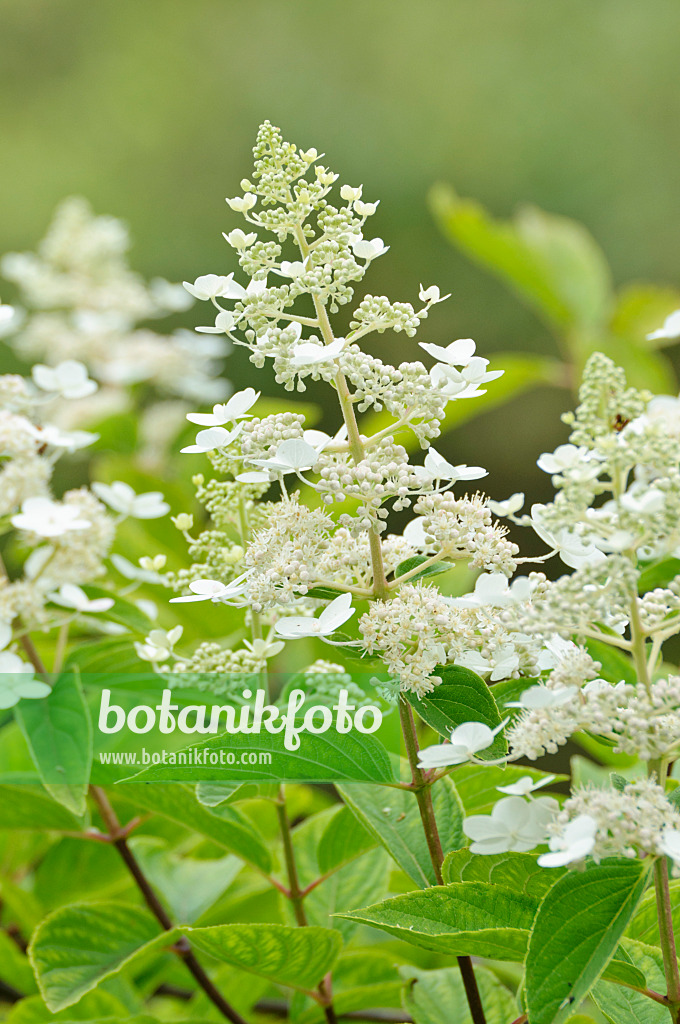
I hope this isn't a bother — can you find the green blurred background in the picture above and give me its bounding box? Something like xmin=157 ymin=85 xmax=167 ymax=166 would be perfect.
xmin=2 ymin=0 xmax=680 ymax=503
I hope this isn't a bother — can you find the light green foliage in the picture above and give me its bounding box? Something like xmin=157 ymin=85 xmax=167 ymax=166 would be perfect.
xmin=400 ymin=964 xmax=518 ymax=1024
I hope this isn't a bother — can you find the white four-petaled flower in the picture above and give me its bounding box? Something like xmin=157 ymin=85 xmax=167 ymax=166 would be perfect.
xmin=12 ymin=497 xmax=91 ymax=538
xmin=538 ymin=814 xmax=598 ymax=868
xmin=186 ymin=388 xmax=259 ymax=427
xmin=274 ymin=593 xmax=355 ymax=640
xmin=170 ymin=572 xmax=252 ymax=605
xmin=32 ymin=360 xmax=98 ymax=399
xmin=91 ymin=481 xmax=170 ymax=519
xmin=463 ymin=795 xmax=556 ymax=854
xmin=49 ymin=583 xmax=114 ymax=614
xmin=417 ymin=720 xmax=507 ymax=769
xmin=181 ymin=424 xmax=242 ymax=454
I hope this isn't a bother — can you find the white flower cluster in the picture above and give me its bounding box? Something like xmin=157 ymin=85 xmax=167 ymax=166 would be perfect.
xmin=1 ymin=198 xmax=229 ymax=415
xmin=155 ymin=122 xmax=515 ymax=693
xmin=539 ymin=779 xmax=680 ymax=868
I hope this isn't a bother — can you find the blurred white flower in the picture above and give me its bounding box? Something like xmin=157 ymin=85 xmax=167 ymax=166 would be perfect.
xmin=30 ymin=424 xmax=99 ymax=451
xmin=353 ymin=200 xmax=379 ymax=217
xmin=496 ymin=774 xmax=556 ymax=797
xmin=659 ymin=829 xmax=680 ymax=868
xmin=647 ymin=309 xmax=680 ymax=341
xmin=135 ymin=625 xmax=183 ymax=663
xmin=416 ymin=448 xmax=487 ymax=484
xmin=487 ymin=492 xmax=525 ymax=517
xmin=506 ymin=684 xmax=577 ymax=710
xmin=340 ymin=184 xmax=363 ymax=202
xmin=32 ymin=360 xmax=98 ymax=399
xmin=91 ymin=481 xmax=169 ymax=519
xmin=49 ymin=583 xmax=114 ymax=613
xmin=0 ymin=654 xmax=50 ymax=709
xmin=538 ymin=814 xmax=597 ymax=868
xmin=448 ymin=572 xmax=535 ymax=609
xmin=275 ymin=593 xmax=355 ymax=639
xmin=12 ymin=496 xmax=90 ymax=537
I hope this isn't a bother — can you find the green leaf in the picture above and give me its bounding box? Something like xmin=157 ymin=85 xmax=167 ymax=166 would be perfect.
xmin=15 ymin=671 xmax=92 ymax=815
xmin=195 ymin=781 xmax=259 ymax=806
xmin=611 ymin=282 xmax=680 ymax=350
xmin=0 ymin=928 xmax=37 ymax=994
xmin=124 ymin=728 xmax=395 ymax=785
xmin=525 ymin=858 xmax=652 ymax=1024
xmin=442 ymin=849 xmax=565 ymax=899
xmin=338 ymin=883 xmax=537 ymax=961
xmin=128 ymin=836 xmax=242 ymax=923
xmin=295 ymin=950 xmax=402 ymax=1024
xmin=430 ymin=184 xmax=613 ymax=332
xmin=585 ymin=637 xmax=637 ymax=685
xmin=337 ymin=777 xmax=464 ymax=886
xmin=186 ymin=923 xmax=342 ymax=992
xmin=317 ymin=804 xmax=376 ymax=875
xmin=29 ymin=902 xmax=169 ymax=1012
xmin=6 ymin=990 xmax=136 ymax=1022
xmin=400 ymin=964 xmax=518 ymax=1024
xmin=119 ymin=784 xmax=272 ymax=874
xmin=64 ymin=639 xmax=142 ymax=674
xmin=627 ymin=879 xmax=680 ymax=946
xmin=393 ymin=556 xmax=454 ymax=583
xmin=80 ymin=586 xmax=155 ymax=634
xmin=638 ymin=557 xmax=680 ymax=594
xmin=0 ymin=776 xmax=84 ymax=830
xmin=453 ymin=764 xmax=560 ymax=815
xmin=594 ymin=939 xmax=669 ymax=1024
xmin=405 ymin=665 xmax=506 ymax=758
xmin=304 ymin=847 xmax=391 ymax=941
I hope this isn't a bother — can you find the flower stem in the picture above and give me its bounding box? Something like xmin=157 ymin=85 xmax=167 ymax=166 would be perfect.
xmin=398 ymin=700 xmax=487 ymax=1024
xmin=655 ymin=854 xmax=680 ymax=1022
xmin=89 ymin=786 xmax=250 ymax=1024
xmin=275 ymin=787 xmax=338 ymax=1024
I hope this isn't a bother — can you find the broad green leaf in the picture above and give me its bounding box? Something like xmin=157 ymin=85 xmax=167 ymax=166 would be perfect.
xmin=525 ymin=859 xmax=652 ymax=1024
xmin=585 ymin=637 xmax=637 ymax=685
xmin=627 ymin=879 xmax=680 ymax=946
xmin=34 ymin=838 xmax=130 ymax=909
xmin=338 ymin=883 xmax=537 ymax=961
xmin=638 ymin=557 xmax=680 ymax=594
xmin=400 ymin=964 xmax=518 ymax=1024
xmin=304 ymin=847 xmax=391 ymax=941
xmin=119 ymin=783 xmax=272 ymax=874
xmin=129 ymin=836 xmax=242 ymax=922
xmin=295 ymin=951 xmax=403 ymax=1024
xmin=195 ymin=781 xmax=259 ymax=806
xmin=442 ymin=849 xmax=565 ymax=899
xmin=124 ymin=728 xmax=395 ymax=785
xmin=406 ymin=665 xmax=506 ymax=758
xmin=393 ymin=556 xmax=454 ymax=584
xmin=186 ymin=922 xmax=342 ymax=992
xmin=317 ymin=804 xmax=376 ymax=875
xmin=594 ymin=939 xmax=669 ymax=1024
xmin=430 ymin=184 xmax=612 ymax=331
xmin=29 ymin=902 xmax=170 ymax=1011
xmin=453 ymin=764 xmax=560 ymax=815
xmin=611 ymin=282 xmax=680 ymax=350
xmin=16 ymin=671 xmax=92 ymax=815
xmin=337 ymin=776 xmax=464 ymax=886
xmin=64 ymin=639 xmax=141 ymax=674
xmin=6 ymin=990 xmax=136 ymax=1022
xmin=0 ymin=928 xmax=37 ymax=994
xmin=0 ymin=776 xmax=84 ymax=830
